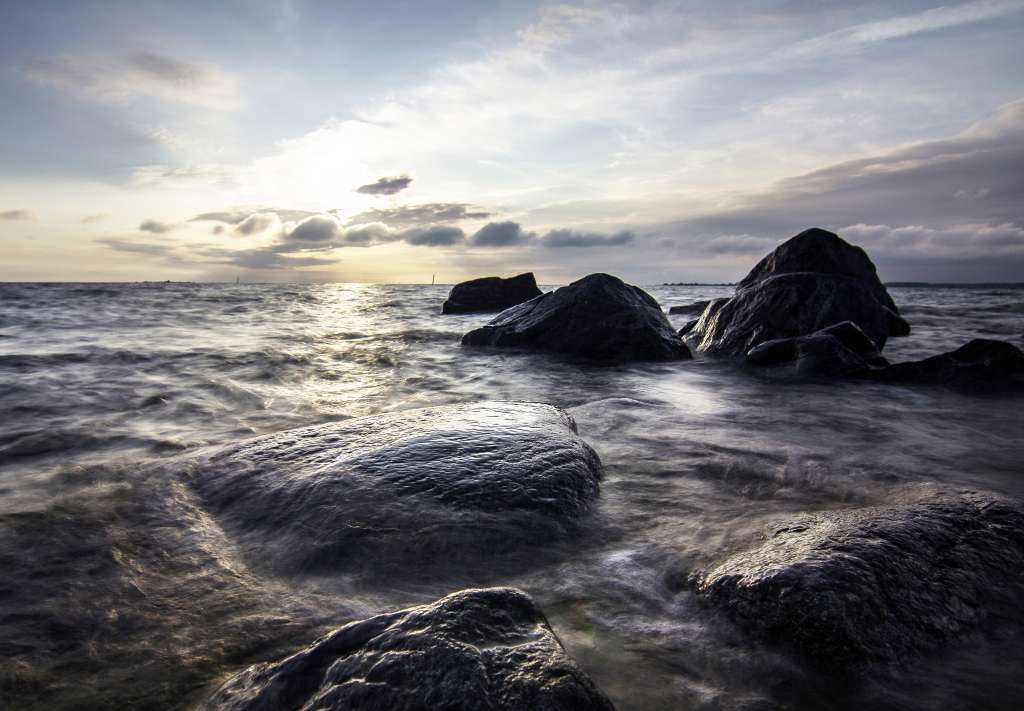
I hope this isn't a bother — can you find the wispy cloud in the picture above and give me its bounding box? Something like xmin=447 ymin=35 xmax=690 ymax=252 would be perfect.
xmin=139 ymin=219 xmax=177 ymax=234
xmin=24 ymin=51 xmax=241 ymax=110
xmin=0 ymin=209 xmax=33 ymax=220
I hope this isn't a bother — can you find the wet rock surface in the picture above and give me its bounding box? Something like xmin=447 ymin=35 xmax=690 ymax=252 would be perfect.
xmin=690 ymin=229 xmax=907 ymax=355
xmin=866 ymin=338 xmax=1024 ymax=389
xmin=203 ymin=587 xmax=617 ymax=711
xmin=746 ymin=321 xmax=889 ymax=375
xmin=669 ymin=300 xmax=711 ymax=315
xmin=696 ymin=492 xmax=1024 ymax=664
xmin=186 ymin=402 xmax=603 ymax=574
xmin=442 ymin=273 xmax=543 ymax=314
xmin=462 ymin=273 xmax=690 ymax=363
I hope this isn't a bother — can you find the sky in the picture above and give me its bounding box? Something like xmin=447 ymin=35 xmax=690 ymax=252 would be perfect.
xmin=1 ymin=0 xmax=1022 ymax=284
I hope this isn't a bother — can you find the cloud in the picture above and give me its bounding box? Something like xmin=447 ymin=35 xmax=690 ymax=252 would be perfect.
xmin=24 ymin=51 xmax=240 ymax=110
xmin=285 ymin=215 xmax=341 ymax=244
xmin=355 ymin=174 xmax=413 ymax=196
xmin=195 ymin=246 xmax=336 ymax=270
xmin=401 ymin=225 xmax=465 ymax=246
xmin=468 ymin=221 xmax=534 ymax=247
xmin=345 ymin=203 xmax=492 ymax=226
xmin=80 ymin=213 xmax=108 ymax=224
xmin=342 ymin=222 xmax=394 ymax=245
xmin=542 ymin=228 xmax=635 ymax=248
xmin=139 ymin=219 xmax=176 ymax=234
xmin=212 ymin=225 xmax=224 ymax=235
xmin=94 ymin=238 xmax=173 ymax=256
xmin=235 ymin=212 xmax=277 ymax=236
xmin=0 ymin=209 xmax=33 ymax=220
xmin=190 ymin=207 xmax=319 ymax=225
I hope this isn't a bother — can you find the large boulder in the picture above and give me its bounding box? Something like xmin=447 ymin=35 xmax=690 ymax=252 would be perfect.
xmin=689 ymin=229 xmax=908 ymax=355
xmin=746 ymin=321 xmax=889 ymax=376
xmin=462 ymin=273 xmax=690 ymax=363
xmin=442 ymin=273 xmax=543 ymax=314
xmin=203 ymin=587 xmax=617 ymax=711
xmin=695 ymin=492 xmax=1024 ymax=664
xmin=866 ymin=339 xmax=1024 ymax=389
xmin=186 ymin=402 xmax=603 ymax=574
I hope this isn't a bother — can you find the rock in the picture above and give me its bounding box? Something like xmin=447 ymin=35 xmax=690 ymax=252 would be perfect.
xmin=689 ymin=229 xmax=907 ymax=355
xmin=669 ymin=300 xmax=710 ymax=315
xmin=187 ymin=402 xmax=603 ymax=574
xmin=442 ymin=273 xmax=543 ymax=314
xmin=462 ymin=273 xmax=690 ymax=363
xmin=866 ymin=339 xmax=1024 ymax=389
xmin=696 ymin=492 xmax=1024 ymax=664
xmin=678 ymin=319 xmax=699 ymax=337
xmin=203 ymin=587 xmax=617 ymax=711
xmin=746 ymin=321 xmax=889 ymax=375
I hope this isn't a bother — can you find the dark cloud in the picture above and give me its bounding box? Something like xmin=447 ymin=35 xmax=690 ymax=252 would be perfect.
xmin=0 ymin=209 xmax=33 ymax=220
xmin=285 ymin=215 xmax=340 ymax=244
xmin=94 ymin=238 xmax=173 ymax=256
xmin=346 ymin=203 xmax=492 ymax=226
xmin=139 ymin=219 xmax=176 ymax=234
xmin=401 ymin=225 xmax=465 ymax=246
xmin=542 ymin=228 xmax=635 ymax=248
xmin=235 ymin=212 xmax=276 ymax=235
xmin=470 ymin=221 xmax=535 ymax=247
xmin=355 ymin=174 xmax=413 ymax=196
xmin=212 ymin=225 xmax=224 ymax=235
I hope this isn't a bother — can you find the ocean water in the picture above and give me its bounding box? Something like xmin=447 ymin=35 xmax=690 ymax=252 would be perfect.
xmin=1 ymin=281 xmax=1023 ymax=710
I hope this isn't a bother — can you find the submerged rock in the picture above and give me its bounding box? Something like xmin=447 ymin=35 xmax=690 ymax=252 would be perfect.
xmin=696 ymin=492 xmax=1024 ymax=664
xmin=689 ymin=229 xmax=907 ymax=355
xmin=866 ymin=339 xmax=1024 ymax=389
xmin=442 ymin=273 xmax=543 ymax=314
xmin=746 ymin=321 xmax=889 ymax=375
xmin=187 ymin=402 xmax=602 ymax=573
xmin=669 ymin=300 xmax=711 ymax=315
xmin=203 ymin=587 xmax=617 ymax=711
xmin=462 ymin=273 xmax=690 ymax=363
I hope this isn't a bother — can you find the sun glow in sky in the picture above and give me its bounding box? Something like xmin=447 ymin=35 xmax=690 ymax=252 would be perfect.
xmin=1 ymin=0 xmax=1023 ymax=283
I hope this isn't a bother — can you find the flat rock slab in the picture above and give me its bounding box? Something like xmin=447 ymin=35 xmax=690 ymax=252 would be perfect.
xmin=462 ymin=273 xmax=690 ymax=363
xmin=442 ymin=273 xmax=542 ymax=314
xmin=866 ymin=338 xmax=1024 ymax=389
xmin=696 ymin=493 xmax=1024 ymax=664
xmin=186 ymin=402 xmax=603 ymax=573
xmin=203 ymin=587 xmax=617 ymax=711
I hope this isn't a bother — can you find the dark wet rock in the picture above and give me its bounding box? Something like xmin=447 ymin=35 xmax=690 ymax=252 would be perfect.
xmin=669 ymin=300 xmax=710 ymax=315
xmin=462 ymin=273 xmax=690 ymax=363
xmin=696 ymin=492 xmax=1024 ymax=664
xmin=442 ymin=273 xmax=542 ymax=314
xmin=203 ymin=587 xmax=616 ymax=711
xmin=746 ymin=321 xmax=889 ymax=375
xmin=866 ymin=339 xmax=1024 ymax=389
xmin=187 ymin=402 xmax=603 ymax=574
xmin=690 ymin=229 xmax=907 ymax=355
xmin=678 ymin=318 xmax=699 ymax=337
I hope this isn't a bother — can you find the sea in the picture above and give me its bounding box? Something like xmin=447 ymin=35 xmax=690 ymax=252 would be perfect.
xmin=1 ymin=281 xmax=1023 ymax=710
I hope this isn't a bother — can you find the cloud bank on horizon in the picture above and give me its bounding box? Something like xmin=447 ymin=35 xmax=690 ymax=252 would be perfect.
xmin=1 ymin=0 xmax=1022 ymax=283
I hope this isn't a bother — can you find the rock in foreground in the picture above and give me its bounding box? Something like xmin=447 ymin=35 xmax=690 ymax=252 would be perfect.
xmin=696 ymin=492 xmax=1024 ymax=664
xmin=689 ymin=229 xmax=908 ymax=355
xmin=462 ymin=273 xmax=690 ymax=363
xmin=442 ymin=272 xmax=543 ymax=314
xmin=203 ymin=587 xmax=617 ymax=711
xmin=187 ymin=402 xmax=602 ymax=573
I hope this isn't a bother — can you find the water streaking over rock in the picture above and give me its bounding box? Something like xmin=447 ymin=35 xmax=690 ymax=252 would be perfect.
xmin=186 ymin=401 xmax=602 ymax=576
xmin=1 ymin=281 xmax=1023 ymax=710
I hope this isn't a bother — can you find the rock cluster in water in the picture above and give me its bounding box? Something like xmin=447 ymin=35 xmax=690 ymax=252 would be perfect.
xmin=745 ymin=320 xmax=889 ymax=376
xmin=866 ymin=338 xmax=1024 ymax=388
xmin=187 ymin=401 xmax=602 ymax=573
xmin=442 ymin=272 xmax=543 ymax=314
xmin=696 ymin=492 xmax=1024 ymax=664
xmin=688 ymin=228 xmax=909 ymax=355
xmin=203 ymin=587 xmax=617 ymax=711
xmin=462 ymin=273 xmax=690 ymax=363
